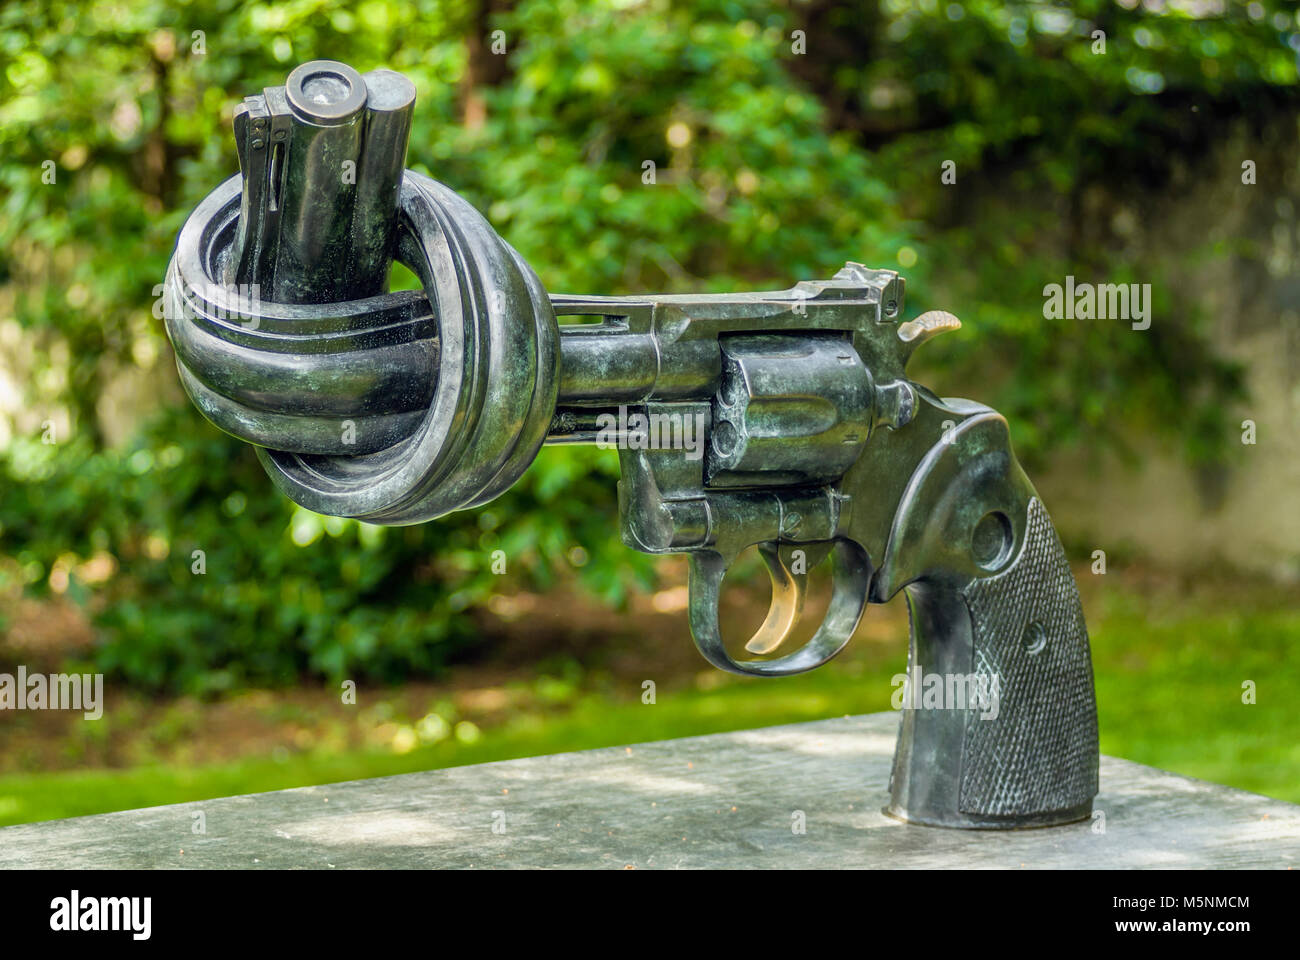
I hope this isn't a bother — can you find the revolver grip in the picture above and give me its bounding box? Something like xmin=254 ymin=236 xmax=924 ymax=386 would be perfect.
xmin=886 ymin=497 xmax=1099 ymax=828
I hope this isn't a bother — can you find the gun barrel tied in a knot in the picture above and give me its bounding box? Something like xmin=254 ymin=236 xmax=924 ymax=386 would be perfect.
xmin=164 ymin=60 xmax=1100 ymax=831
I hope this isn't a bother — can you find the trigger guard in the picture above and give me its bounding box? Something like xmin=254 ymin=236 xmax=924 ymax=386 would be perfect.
xmin=687 ymin=541 xmax=872 ymax=677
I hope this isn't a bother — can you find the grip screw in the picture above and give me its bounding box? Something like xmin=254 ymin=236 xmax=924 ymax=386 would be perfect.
xmin=1022 ymin=620 xmax=1047 ymax=655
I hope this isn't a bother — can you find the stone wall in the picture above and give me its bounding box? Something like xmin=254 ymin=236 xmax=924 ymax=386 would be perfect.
xmin=1030 ymin=119 xmax=1300 ymax=581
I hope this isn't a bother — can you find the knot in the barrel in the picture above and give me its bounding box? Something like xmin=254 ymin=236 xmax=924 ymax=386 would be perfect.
xmin=164 ymin=64 xmax=559 ymax=523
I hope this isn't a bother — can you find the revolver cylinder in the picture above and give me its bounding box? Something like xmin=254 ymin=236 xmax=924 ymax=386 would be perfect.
xmin=707 ymin=334 xmax=873 ymax=488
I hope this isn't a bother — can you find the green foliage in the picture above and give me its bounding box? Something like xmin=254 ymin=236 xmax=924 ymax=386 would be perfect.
xmin=0 ymin=404 xmax=650 ymax=693
xmin=451 ymin=0 xmax=907 ymax=292
xmin=792 ymin=0 xmax=1292 ymax=469
xmin=1 ymin=1 xmax=1296 ymax=692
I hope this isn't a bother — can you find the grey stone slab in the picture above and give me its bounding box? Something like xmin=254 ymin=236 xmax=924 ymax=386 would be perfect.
xmin=0 ymin=713 xmax=1295 ymax=869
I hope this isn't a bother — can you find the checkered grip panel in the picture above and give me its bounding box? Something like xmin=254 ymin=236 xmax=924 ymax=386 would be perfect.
xmin=958 ymin=498 xmax=1099 ymax=816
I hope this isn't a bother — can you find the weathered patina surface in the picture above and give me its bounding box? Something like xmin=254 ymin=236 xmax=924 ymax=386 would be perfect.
xmin=163 ymin=61 xmax=1101 ymax=828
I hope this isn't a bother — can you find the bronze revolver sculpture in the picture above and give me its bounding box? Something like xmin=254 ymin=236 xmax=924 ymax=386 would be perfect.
xmin=164 ymin=61 xmax=1099 ymax=830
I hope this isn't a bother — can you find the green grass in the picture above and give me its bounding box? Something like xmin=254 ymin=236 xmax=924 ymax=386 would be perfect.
xmin=0 ymin=667 xmax=891 ymax=826
xmin=1089 ymin=597 xmax=1300 ymax=800
xmin=0 ymin=588 xmax=1296 ymax=827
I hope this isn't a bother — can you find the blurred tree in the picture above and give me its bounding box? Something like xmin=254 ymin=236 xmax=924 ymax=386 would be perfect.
xmin=0 ymin=0 xmax=1295 ymax=692
xmin=785 ymin=0 xmax=1293 ymax=470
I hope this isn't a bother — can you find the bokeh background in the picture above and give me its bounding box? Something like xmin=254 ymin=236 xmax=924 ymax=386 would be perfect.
xmin=1 ymin=0 xmax=1297 ymax=825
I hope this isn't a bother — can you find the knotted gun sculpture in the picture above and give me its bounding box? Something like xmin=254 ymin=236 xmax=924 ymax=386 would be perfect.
xmin=164 ymin=61 xmax=1098 ymax=829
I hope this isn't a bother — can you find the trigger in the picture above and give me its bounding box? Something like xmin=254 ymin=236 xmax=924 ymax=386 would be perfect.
xmin=744 ymin=543 xmax=808 ymax=654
